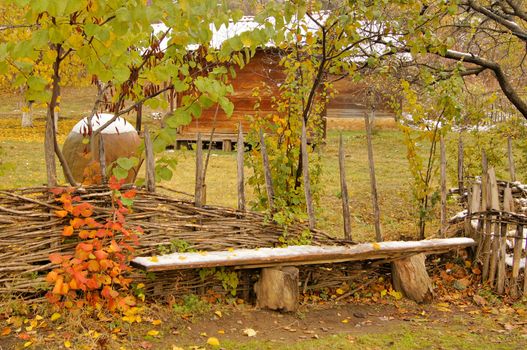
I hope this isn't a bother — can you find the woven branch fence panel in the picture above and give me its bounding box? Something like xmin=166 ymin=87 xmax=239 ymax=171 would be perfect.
xmin=0 ymin=186 xmax=346 ymax=300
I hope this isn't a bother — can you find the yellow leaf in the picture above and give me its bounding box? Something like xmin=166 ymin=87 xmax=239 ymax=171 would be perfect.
xmin=50 ymin=313 xmax=61 ymax=322
xmin=214 ymin=310 xmax=222 ymax=318
xmin=217 ymin=330 xmax=225 ymax=334
xmin=151 ymin=319 xmax=162 ymax=326
xmin=136 ymin=283 xmax=145 ymax=289
xmin=372 ymin=242 xmax=381 ymax=250
xmin=172 ymin=346 xmax=184 ymax=350
xmin=147 ymin=330 xmax=159 ymax=337
xmin=336 ymin=288 xmax=344 ymax=295
xmin=200 ymin=332 xmax=207 ymax=337
xmin=341 ymin=319 xmax=349 ymax=323
xmin=24 ymin=341 xmax=33 ymax=348
xmin=207 ymin=337 xmax=220 ymax=347
xmin=34 ymin=315 xmax=43 ymax=321
xmin=149 ymin=256 xmax=159 ymax=262
xmin=64 ymin=340 xmax=71 ymax=348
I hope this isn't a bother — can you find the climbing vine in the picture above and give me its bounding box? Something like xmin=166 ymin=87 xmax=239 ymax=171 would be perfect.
xmin=46 ymin=176 xmax=142 ymax=313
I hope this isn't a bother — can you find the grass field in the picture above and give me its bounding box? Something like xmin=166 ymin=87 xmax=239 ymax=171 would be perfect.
xmin=0 ymin=88 xmax=520 ymax=241
xmin=0 ymin=88 xmax=526 ymax=349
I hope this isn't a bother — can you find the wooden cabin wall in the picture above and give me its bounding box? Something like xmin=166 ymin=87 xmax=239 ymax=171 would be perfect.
xmin=177 ymin=50 xmax=396 ymax=143
xmin=178 ymin=50 xmax=283 ymax=142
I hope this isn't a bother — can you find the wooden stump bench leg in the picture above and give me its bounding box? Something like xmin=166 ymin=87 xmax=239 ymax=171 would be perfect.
xmin=254 ymin=266 xmax=299 ymax=312
xmin=392 ymin=253 xmax=433 ymax=303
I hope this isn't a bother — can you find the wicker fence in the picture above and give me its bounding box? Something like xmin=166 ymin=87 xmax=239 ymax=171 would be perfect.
xmin=0 ymin=185 xmax=348 ymax=300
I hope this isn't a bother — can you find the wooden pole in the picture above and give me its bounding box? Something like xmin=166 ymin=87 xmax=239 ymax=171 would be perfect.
xmin=144 ymin=127 xmax=156 ymax=193
xmin=301 ymin=119 xmax=315 ymax=230
xmin=510 ymin=224 xmax=523 ymax=298
xmin=338 ymin=133 xmax=352 ymax=240
xmin=457 ymin=136 xmax=464 ymax=195
xmin=364 ymin=112 xmax=382 ymax=242
xmin=259 ymin=129 xmax=274 ymax=212
xmin=524 ymin=233 xmax=527 ymax=296
xmin=508 ymin=136 xmax=516 ymax=182
xmin=487 ymin=168 xmax=499 ymax=287
xmin=195 ymin=133 xmax=203 ymax=207
xmin=136 ymin=102 xmax=143 ymax=133
xmin=440 ymin=135 xmax=447 ymax=238
xmin=98 ymin=134 xmax=107 ymax=184
xmin=237 ymin=123 xmax=245 ymax=212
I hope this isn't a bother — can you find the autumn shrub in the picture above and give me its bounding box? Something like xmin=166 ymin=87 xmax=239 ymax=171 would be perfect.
xmin=45 ymin=177 xmax=142 ymax=313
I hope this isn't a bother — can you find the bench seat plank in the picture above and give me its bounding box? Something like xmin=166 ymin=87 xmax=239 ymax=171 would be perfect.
xmin=131 ymin=237 xmax=476 ymax=272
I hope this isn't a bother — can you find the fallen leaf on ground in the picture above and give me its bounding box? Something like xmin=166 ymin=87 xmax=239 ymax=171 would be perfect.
xmin=207 ymin=337 xmax=220 ymax=346
xmin=243 ymin=328 xmax=257 ymax=337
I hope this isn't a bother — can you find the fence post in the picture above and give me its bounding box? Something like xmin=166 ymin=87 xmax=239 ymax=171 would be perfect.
xmin=364 ymin=112 xmax=382 ymax=242
xmin=339 ymin=133 xmax=352 ymax=240
xmin=237 ymin=123 xmax=245 ymax=212
xmin=144 ymin=127 xmax=156 ymax=193
xmin=195 ymin=133 xmax=203 ymax=207
xmin=301 ymin=119 xmax=316 ymax=230
xmin=98 ymin=134 xmax=107 ymax=184
xmin=457 ymin=136 xmax=464 ymax=194
xmin=259 ymin=129 xmax=275 ymax=212
xmin=440 ymin=135 xmax=447 ymax=238
xmin=508 ymin=136 xmax=516 ymax=182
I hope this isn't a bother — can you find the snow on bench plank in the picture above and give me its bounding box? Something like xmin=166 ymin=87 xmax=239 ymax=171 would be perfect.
xmin=131 ymin=238 xmax=476 ymax=272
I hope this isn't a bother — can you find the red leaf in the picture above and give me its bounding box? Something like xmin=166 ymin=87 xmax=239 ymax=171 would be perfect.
xmin=123 ymin=189 xmax=136 ymax=199
xmin=101 ymin=286 xmax=119 ymax=299
xmin=109 ymin=176 xmax=124 ymax=190
xmin=77 ymin=242 xmax=93 ymax=252
xmin=49 ymin=187 xmax=65 ymax=196
xmin=49 ymin=253 xmax=63 ymax=264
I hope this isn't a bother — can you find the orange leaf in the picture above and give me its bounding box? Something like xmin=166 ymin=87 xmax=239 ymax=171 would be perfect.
xmin=78 ymin=230 xmax=90 ymax=239
xmin=63 ymin=226 xmax=74 ymax=237
xmin=93 ymin=250 xmax=108 ymax=260
xmin=87 ymin=260 xmax=99 ymax=272
xmin=55 ymin=210 xmax=68 ymax=218
xmin=1 ymin=327 xmax=11 ymax=336
xmin=70 ymin=218 xmax=85 ymax=229
xmin=46 ymin=270 xmax=59 ymax=283
xmin=77 ymin=242 xmax=93 ymax=252
xmin=52 ymin=277 xmax=64 ymax=295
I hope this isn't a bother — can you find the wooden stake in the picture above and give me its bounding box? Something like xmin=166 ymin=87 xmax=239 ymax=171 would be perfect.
xmin=259 ymin=129 xmax=274 ymax=211
xmin=136 ymin=102 xmax=143 ymax=133
xmin=195 ymin=133 xmax=203 ymax=207
xmin=488 ymin=168 xmax=499 ymax=286
xmin=508 ymin=136 xmax=516 ymax=182
xmin=510 ymin=224 xmax=523 ymax=298
xmin=237 ymin=123 xmax=245 ymax=212
xmin=524 ymin=232 xmax=527 ymax=296
xmin=503 ymin=185 xmax=514 ymax=213
xmin=338 ymin=133 xmax=352 ymax=240
xmin=98 ymin=134 xmax=107 ymax=184
xmin=496 ymin=221 xmax=507 ymax=294
xmin=364 ymin=112 xmax=382 ymax=242
xmin=301 ymin=119 xmax=315 ymax=230
xmin=144 ymin=127 xmax=156 ymax=193
xmin=457 ymin=136 xmax=464 ymax=195
xmin=440 ymin=135 xmax=447 ymax=238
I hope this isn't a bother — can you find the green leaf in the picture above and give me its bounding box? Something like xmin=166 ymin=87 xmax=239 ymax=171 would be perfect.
xmin=113 ymin=166 xmax=128 ymax=180
xmin=155 ymin=165 xmax=172 ymax=181
xmin=116 ymin=157 xmax=138 ymax=170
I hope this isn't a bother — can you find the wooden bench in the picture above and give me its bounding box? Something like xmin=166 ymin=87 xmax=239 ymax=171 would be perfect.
xmin=132 ymin=238 xmax=476 ymax=311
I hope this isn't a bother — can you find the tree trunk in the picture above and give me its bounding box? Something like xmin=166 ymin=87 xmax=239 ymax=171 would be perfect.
xmin=21 ymin=101 xmax=33 ymax=127
xmin=392 ymin=254 xmax=433 ymax=303
xmin=254 ymin=266 xmax=299 ymax=312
